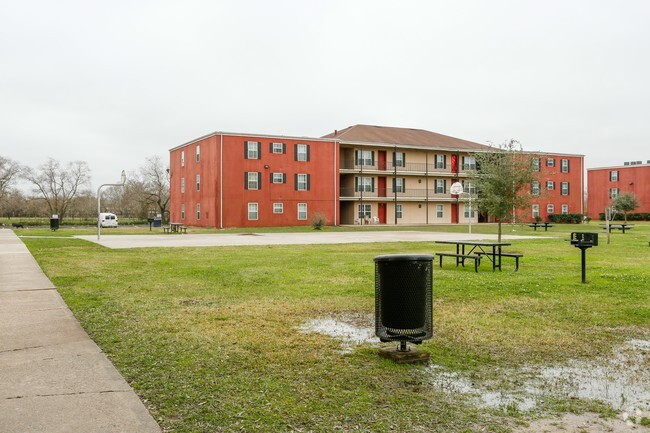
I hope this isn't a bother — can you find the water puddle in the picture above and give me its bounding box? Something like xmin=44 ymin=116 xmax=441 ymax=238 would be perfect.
xmin=298 ymin=317 xmax=649 ymax=420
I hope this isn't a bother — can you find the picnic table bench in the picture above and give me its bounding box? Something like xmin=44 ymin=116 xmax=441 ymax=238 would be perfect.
xmin=163 ymin=224 xmax=188 ymax=234
xmin=600 ymin=223 xmax=634 ymax=234
xmin=475 ymin=251 xmax=524 ymax=271
xmin=529 ymin=222 xmax=553 ymax=231
xmin=436 ymin=252 xmax=482 ymax=272
xmin=435 ymin=240 xmax=516 ymax=272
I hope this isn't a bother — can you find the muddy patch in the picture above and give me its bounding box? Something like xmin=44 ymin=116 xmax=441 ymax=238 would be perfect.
xmin=297 ymin=314 xmax=376 ymax=353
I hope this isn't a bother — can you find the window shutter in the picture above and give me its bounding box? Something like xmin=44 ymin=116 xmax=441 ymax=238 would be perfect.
xmin=402 ymin=178 xmax=406 ymax=192
xmin=443 ymin=155 xmax=447 ymax=169
xmin=283 ymin=173 xmax=287 ymax=184
xmin=282 ymin=143 xmax=286 ymax=154
xmin=307 ymin=174 xmax=311 ymax=191
xmin=370 ymin=151 xmax=374 ymax=166
xmin=402 ymin=153 xmax=406 ymax=165
xmin=566 ymin=160 xmax=570 ymax=172
xmin=294 ymin=174 xmax=298 ymax=190
xmin=294 ymin=144 xmax=298 ymax=161
xmin=371 ymin=177 xmax=375 ymax=192
xmin=244 ymin=142 xmax=248 ymax=159
xmin=244 ymin=172 xmax=248 ymax=190
xmin=257 ymin=143 xmax=261 ymax=159
xmin=567 ymin=182 xmax=570 ymax=195
xmin=270 ymin=172 xmax=274 ymax=183
xmin=258 ymin=172 xmax=262 ymax=189
xmin=306 ymin=145 xmax=311 ymax=161
xmin=444 ymin=179 xmax=447 ymax=194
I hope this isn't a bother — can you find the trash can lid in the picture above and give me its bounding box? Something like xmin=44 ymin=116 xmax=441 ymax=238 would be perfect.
xmin=374 ymin=254 xmax=434 ymax=262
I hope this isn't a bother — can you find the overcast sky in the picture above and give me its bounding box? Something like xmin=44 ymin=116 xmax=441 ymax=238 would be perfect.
xmin=1 ymin=0 xmax=648 ymax=190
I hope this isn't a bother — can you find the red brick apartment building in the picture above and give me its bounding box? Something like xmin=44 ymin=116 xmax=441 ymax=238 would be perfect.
xmin=169 ymin=125 xmax=584 ymax=228
xmin=587 ymin=161 xmax=650 ymax=220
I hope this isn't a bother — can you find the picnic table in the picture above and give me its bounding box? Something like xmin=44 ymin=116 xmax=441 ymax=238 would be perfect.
xmin=435 ymin=240 xmax=518 ymax=272
xmin=528 ymin=221 xmax=553 ymax=231
xmin=164 ymin=222 xmax=188 ymax=234
xmin=600 ymin=223 xmax=634 ymax=234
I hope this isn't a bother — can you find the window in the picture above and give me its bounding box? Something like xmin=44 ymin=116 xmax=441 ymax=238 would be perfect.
xmin=464 ymin=204 xmax=475 ymax=218
xmin=355 ymin=150 xmax=374 ymax=166
xmin=248 ymin=203 xmax=258 ymax=220
xmin=196 ymin=203 xmax=201 ymax=220
xmin=531 ymin=181 xmax=540 ymax=195
xmin=546 ymin=181 xmax=555 ymax=190
xmin=435 ymin=179 xmax=446 ymax=194
xmin=461 ymin=156 xmax=476 ymax=170
xmin=609 ymin=188 xmax=619 ymax=199
xmin=196 ymin=145 xmax=200 ymax=163
xmin=271 ymin=173 xmax=285 ymax=184
xmin=532 ymin=158 xmax=540 ymax=171
xmin=561 ymin=159 xmax=569 ymax=173
xmin=245 ymin=141 xmax=260 ymax=159
xmin=296 ymin=144 xmax=310 ymax=162
xmin=181 ymin=204 xmax=185 ymax=220
xmin=435 ymin=154 xmax=446 ymax=169
xmin=436 ymin=204 xmax=444 ymax=218
xmin=296 ymin=173 xmax=310 ymax=191
xmin=297 ymin=203 xmax=307 ymax=220
xmin=358 ymin=204 xmax=371 ymax=220
xmin=273 ymin=203 xmax=283 ymax=214
xmin=271 ymin=142 xmax=285 ymax=154
xmin=245 ymin=172 xmax=261 ymax=190
xmin=610 ymin=170 xmax=619 ymax=181
xmin=395 ymin=204 xmax=403 ymax=219
xmin=547 ymin=204 xmax=554 ymax=214
xmin=462 ymin=180 xmax=476 ymax=194
xmin=546 ymin=158 xmax=555 ymax=167
xmin=393 ymin=152 xmax=405 ymax=167
xmin=196 ymin=174 xmax=200 ymax=191
xmin=560 ymin=182 xmax=569 ymax=195
xmin=181 ymin=177 xmax=185 ymax=193
xmin=393 ymin=178 xmax=405 ymax=193
xmin=355 ymin=177 xmax=374 ymax=192
xmin=561 ymin=204 xmax=569 ymax=214
xmin=181 ymin=151 xmax=185 ymax=167
xmin=532 ymin=204 xmax=539 ymax=219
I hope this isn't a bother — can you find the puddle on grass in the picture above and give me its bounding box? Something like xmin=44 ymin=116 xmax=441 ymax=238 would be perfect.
xmin=298 ymin=315 xmax=377 ymax=353
xmin=298 ymin=317 xmax=649 ymax=418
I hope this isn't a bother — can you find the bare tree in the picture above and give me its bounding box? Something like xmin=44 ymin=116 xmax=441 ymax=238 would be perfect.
xmin=140 ymin=156 xmax=170 ymax=221
xmin=0 ymin=156 xmax=21 ymax=205
xmin=22 ymin=158 xmax=91 ymax=223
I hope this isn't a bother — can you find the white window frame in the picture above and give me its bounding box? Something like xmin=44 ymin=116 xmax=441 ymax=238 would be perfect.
xmin=435 ymin=154 xmax=446 ymax=169
xmin=436 ymin=204 xmax=444 ymax=218
xmin=356 ymin=150 xmax=373 ymax=166
xmin=247 ymin=172 xmax=259 ymax=190
xmin=272 ymin=173 xmax=284 ymax=184
xmin=196 ymin=203 xmax=201 ymax=220
xmin=181 ymin=150 xmax=185 ymax=167
xmin=463 ymin=204 xmax=475 ymax=219
xmin=532 ymin=158 xmax=540 ymax=171
xmin=393 ymin=178 xmax=405 ymax=193
xmin=355 ymin=177 xmax=374 ymax=193
xmin=547 ymin=204 xmax=554 ymax=214
xmin=532 ymin=204 xmax=540 ymax=219
xmin=297 ymin=203 xmax=307 ymax=220
xmin=561 ymin=204 xmax=569 ymax=214
xmin=546 ymin=181 xmax=555 ymax=190
xmin=181 ymin=204 xmax=185 ymax=220
xmin=610 ymin=170 xmax=619 ymax=181
xmin=248 ymin=203 xmax=258 ymax=220
xmin=297 ymin=173 xmax=308 ymax=191
xmin=272 ymin=142 xmax=284 ymax=154
xmin=393 ymin=152 xmax=405 ymax=167
xmin=610 ymin=188 xmax=619 ymax=199
xmin=395 ymin=204 xmax=403 ymax=219
xmin=546 ymin=158 xmax=555 ymax=167
xmin=196 ymin=174 xmax=200 ymax=191
xmin=531 ymin=181 xmax=540 ymax=195
xmin=246 ymin=141 xmax=259 ymax=159
xmin=273 ymin=203 xmax=283 ymax=214
xmin=561 ymin=159 xmax=569 ymax=173
xmin=296 ymin=144 xmax=308 ymax=162
xmin=358 ymin=204 xmax=372 ymax=220
xmin=181 ymin=177 xmax=185 ymax=193
xmin=196 ymin=145 xmax=200 ymax=163
xmin=462 ymin=156 xmax=476 ymax=171
xmin=561 ymin=182 xmax=569 ymax=196
xmin=435 ymin=179 xmax=445 ymax=194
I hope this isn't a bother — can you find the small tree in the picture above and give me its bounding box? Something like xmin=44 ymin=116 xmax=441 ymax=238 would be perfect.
xmin=22 ymin=158 xmax=91 ymax=223
xmin=611 ymin=193 xmax=639 ymax=223
xmin=470 ymin=139 xmax=538 ymax=242
xmin=0 ymin=156 xmax=21 ymax=206
xmin=140 ymin=156 xmax=170 ymax=222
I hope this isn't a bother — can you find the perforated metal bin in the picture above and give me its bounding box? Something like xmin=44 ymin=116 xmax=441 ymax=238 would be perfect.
xmin=374 ymin=254 xmax=433 ymax=344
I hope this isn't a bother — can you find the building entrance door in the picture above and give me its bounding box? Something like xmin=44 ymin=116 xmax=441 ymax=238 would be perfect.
xmin=378 ymin=203 xmax=386 ymax=224
xmin=451 ymin=202 xmax=459 ymax=223
xmin=378 ymin=151 xmax=386 ymax=170
xmin=378 ymin=177 xmax=386 ymax=197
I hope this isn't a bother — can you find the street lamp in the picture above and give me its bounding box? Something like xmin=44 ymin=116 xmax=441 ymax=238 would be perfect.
xmin=97 ymin=170 xmax=126 ymax=240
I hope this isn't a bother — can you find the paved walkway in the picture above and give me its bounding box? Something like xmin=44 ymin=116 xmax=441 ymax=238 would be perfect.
xmin=77 ymin=230 xmax=544 ymax=249
xmin=0 ymin=229 xmax=161 ymax=433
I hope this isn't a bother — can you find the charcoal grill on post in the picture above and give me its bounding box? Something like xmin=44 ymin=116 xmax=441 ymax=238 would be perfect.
xmin=374 ymin=254 xmax=433 ymax=354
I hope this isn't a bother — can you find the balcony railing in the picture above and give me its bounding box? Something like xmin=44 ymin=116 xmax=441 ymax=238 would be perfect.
xmin=340 ymin=187 xmax=454 ymax=199
xmin=340 ymin=159 xmax=457 ymax=174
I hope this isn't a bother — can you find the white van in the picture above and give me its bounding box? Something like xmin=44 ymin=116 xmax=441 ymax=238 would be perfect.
xmin=99 ymin=213 xmax=118 ymax=228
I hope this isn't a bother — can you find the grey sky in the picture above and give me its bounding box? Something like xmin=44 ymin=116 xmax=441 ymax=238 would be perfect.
xmin=1 ymin=0 xmax=648 ymax=190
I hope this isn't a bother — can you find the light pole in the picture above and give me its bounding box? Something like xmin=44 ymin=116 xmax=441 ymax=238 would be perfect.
xmin=467 ymin=182 xmax=473 ymax=234
xmin=97 ymin=170 xmax=126 ymax=240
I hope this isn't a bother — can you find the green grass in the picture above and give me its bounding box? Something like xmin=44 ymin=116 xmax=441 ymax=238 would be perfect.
xmin=21 ymin=223 xmax=650 ymax=432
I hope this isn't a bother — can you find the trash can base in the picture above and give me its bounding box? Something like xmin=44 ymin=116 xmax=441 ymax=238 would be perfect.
xmin=378 ymin=346 xmax=430 ymax=364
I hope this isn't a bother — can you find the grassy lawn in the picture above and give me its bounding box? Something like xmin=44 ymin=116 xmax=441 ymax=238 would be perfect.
xmin=21 ymin=223 xmax=650 ymax=432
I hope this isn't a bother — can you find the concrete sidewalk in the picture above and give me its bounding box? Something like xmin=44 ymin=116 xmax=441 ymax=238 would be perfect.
xmin=0 ymin=229 xmax=161 ymax=433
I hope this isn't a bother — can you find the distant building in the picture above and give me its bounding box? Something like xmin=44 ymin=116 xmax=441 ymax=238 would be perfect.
xmin=587 ymin=161 xmax=650 ymax=220
xmin=169 ymin=125 xmax=584 ymax=228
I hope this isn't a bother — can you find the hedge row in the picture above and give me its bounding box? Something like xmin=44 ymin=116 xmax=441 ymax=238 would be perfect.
xmin=547 ymin=213 xmax=584 ymax=224
xmin=598 ymin=212 xmax=650 ymax=221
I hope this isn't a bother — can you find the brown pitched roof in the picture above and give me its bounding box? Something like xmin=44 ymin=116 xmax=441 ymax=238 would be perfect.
xmin=322 ymin=124 xmax=493 ymax=151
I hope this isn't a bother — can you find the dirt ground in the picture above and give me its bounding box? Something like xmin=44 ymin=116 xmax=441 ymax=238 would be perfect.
xmin=515 ymin=412 xmax=650 ymax=432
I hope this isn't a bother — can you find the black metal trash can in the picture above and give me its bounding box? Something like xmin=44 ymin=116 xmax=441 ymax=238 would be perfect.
xmin=152 ymin=217 xmax=162 ymax=228
xmin=374 ymin=254 xmax=433 ymax=344
xmin=50 ymin=215 xmax=59 ymax=231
